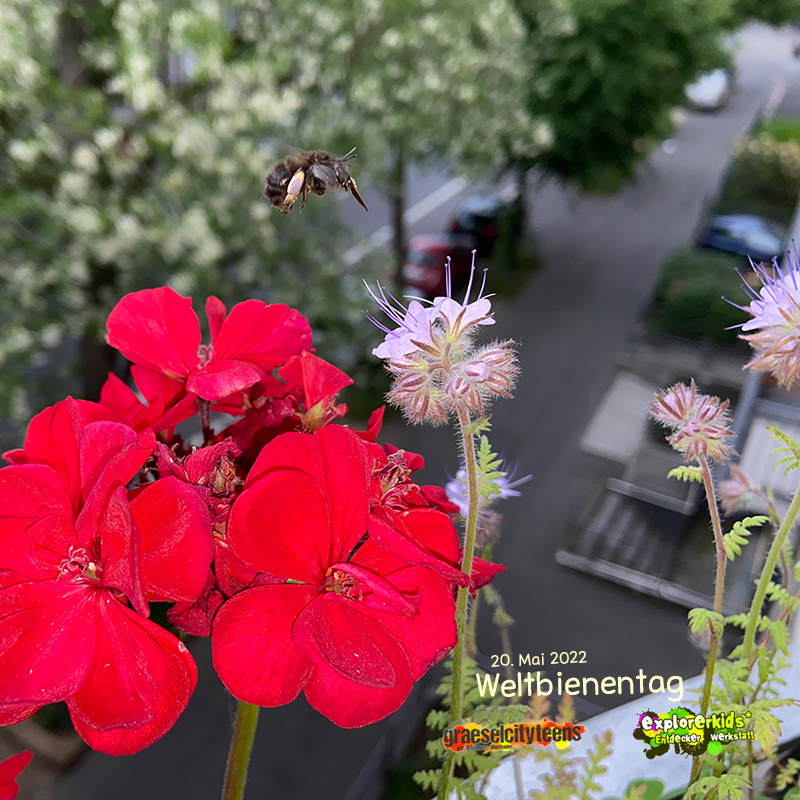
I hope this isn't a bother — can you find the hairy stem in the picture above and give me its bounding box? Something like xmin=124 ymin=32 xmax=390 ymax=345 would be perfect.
xmin=221 ymin=700 xmax=260 ymax=800
xmin=689 ymin=457 xmax=727 ymax=788
xmin=438 ymin=409 xmax=481 ymax=800
xmin=742 ymin=480 xmax=800 ymax=664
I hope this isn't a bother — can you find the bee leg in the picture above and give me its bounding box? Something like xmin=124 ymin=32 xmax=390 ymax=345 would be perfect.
xmin=348 ymin=179 xmax=369 ymax=212
xmin=281 ymin=169 xmax=306 ymax=213
xmin=298 ymin=179 xmax=315 ymax=212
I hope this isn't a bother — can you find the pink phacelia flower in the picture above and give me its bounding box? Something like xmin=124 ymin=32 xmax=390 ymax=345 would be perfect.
xmin=367 ymin=257 xmax=515 ymax=423
xmin=737 ymin=257 xmax=800 ymax=387
xmin=719 ymin=464 xmax=762 ymax=516
xmin=649 ymin=380 xmax=735 ymax=463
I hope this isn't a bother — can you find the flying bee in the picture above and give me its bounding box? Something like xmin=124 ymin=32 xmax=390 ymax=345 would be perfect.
xmin=263 ymin=148 xmax=369 ymax=215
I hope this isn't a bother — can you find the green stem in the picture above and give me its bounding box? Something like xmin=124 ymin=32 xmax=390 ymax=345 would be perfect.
xmin=742 ymin=479 xmax=800 ymax=664
xmin=689 ymin=457 xmax=727 ymax=788
xmin=438 ymin=409 xmax=481 ymax=800
xmin=221 ymin=700 xmax=260 ymax=800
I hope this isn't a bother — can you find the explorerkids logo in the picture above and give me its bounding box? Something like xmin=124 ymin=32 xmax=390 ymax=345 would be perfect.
xmin=443 ymin=720 xmax=585 ymax=753
xmin=633 ymin=707 xmax=753 ymax=758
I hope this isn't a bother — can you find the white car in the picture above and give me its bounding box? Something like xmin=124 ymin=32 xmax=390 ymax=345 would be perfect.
xmin=685 ymin=68 xmax=734 ymax=112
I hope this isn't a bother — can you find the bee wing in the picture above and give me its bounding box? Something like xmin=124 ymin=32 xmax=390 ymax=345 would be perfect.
xmin=308 ymin=162 xmax=340 ymax=187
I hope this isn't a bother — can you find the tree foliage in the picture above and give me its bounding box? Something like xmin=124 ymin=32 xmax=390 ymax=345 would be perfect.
xmin=517 ymin=0 xmax=734 ymax=191
xmin=0 ymin=0 xmax=374 ymax=444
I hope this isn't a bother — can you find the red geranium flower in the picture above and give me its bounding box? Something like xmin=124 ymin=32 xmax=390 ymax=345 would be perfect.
xmin=0 ymin=750 xmax=32 ymax=800
xmin=106 ymin=287 xmax=312 ymax=402
xmin=0 ymin=399 xmax=213 ymax=754
xmin=99 ymin=366 xmax=198 ymax=434
xmin=212 ymin=426 xmax=458 ymax=727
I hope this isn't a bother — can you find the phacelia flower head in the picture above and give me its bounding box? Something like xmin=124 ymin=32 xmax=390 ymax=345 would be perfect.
xmin=719 ymin=464 xmax=762 ymax=517
xmin=649 ymin=380 xmax=735 ymax=463
xmin=366 ymin=256 xmax=516 ymax=423
xmin=737 ymin=255 xmax=800 ymax=387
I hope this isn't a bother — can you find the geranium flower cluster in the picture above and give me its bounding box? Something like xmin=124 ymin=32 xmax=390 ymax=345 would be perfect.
xmin=0 ymin=287 xmax=504 ymax=755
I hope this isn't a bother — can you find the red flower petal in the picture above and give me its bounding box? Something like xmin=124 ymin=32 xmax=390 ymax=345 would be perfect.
xmin=206 ymin=296 xmax=227 ymax=341
xmin=384 ymin=442 xmax=425 ymax=472
xmin=278 ymin=351 xmax=353 ymax=409
xmin=78 ymin=422 xmax=155 ymax=502
xmin=186 ymin=359 xmax=266 ymax=401
xmin=106 ymin=287 xmax=201 ymax=380
xmin=211 ymin=300 xmax=311 ymax=368
xmin=19 ymin=398 xmax=108 ymax=503
xmin=470 ymin=558 xmax=506 ymax=596
xmin=67 ymin=596 xmax=197 ymax=755
xmin=0 ymin=705 xmax=39 ymax=726
xmin=419 ymin=485 xmax=460 ymax=514
xmin=0 ymin=582 xmax=96 ymax=705
xmin=166 ymin=570 xmax=224 ymax=637
xmin=367 ymin=507 xmax=468 ymax=586
xmin=75 ymin=484 xmax=148 ymax=618
xmin=212 ymin=584 xmax=315 ymax=707
xmin=0 ymin=750 xmax=33 ymax=800
xmin=293 ymin=595 xmax=410 ymax=689
xmin=301 ymin=638 xmax=414 ymax=728
xmin=0 ymin=464 xmax=75 ymax=581
xmin=370 ymin=566 xmax=456 ymax=680
xmin=129 ymin=477 xmax=213 ymax=603
xmin=246 ymin=427 xmax=369 ymax=563
xmin=354 ymin=407 xmax=385 ymax=442
xmin=228 ymin=469 xmax=329 ymax=583
xmin=328 ymin=562 xmax=418 ymax=618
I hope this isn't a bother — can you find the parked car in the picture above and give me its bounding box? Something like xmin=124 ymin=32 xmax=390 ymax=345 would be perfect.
xmin=402 ymin=233 xmax=476 ymax=298
xmin=697 ymin=213 xmax=785 ymax=263
xmin=447 ymin=193 xmax=511 ymax=257
xmin=685 ymin=68 xmax=734 ymax=112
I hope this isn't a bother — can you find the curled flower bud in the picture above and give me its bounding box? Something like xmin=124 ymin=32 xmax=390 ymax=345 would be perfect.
xmin=649 ymin=380 xmax=735 ymax=463
xmin=387 ymin=381 xmax=448 ymax=425
xmin=737 ymin=257 xmax=800 ymax=387
xmin=719 ymin=465 xmax=761 ymax=516
xmin=444 ymin=374 xmax=485 ymax=416
xmin=462 ymin=361 xmax=491 ymax=382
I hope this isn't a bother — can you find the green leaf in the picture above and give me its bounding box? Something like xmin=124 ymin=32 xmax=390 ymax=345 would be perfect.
xmin=723 ymin=516 xmax=769 ymax=560
xmin=667 ymin=465 xmax=702 ymax=483
xmin=689 ymin=608 xmax=724 ymax=638
xmin=767 ymin=426 xmax=800 ymax=474
xmin=618 ymin=780 xmax=665 ymax=800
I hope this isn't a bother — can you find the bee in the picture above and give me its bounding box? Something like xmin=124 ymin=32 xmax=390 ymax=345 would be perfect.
xmin=263 ymin=148 xmax=369 ymax=214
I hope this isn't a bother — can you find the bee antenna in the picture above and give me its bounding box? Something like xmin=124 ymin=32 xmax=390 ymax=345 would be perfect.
xmin=342 ymin=147 xmax=357 ymax=161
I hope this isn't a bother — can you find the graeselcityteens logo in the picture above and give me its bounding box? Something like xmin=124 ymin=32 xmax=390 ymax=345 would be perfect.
xmin=633 ymin=707 xmax=754 ymax=758
xmin=442 ymin=720 xmax=585 ymax=753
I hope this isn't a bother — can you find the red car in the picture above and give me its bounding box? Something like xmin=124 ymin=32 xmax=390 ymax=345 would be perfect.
xmin=402 ymin=234 xmax=476 ymax=298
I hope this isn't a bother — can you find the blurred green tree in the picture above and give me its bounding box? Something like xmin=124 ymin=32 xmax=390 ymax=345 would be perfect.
xmin=525 ymin=0 xmax=732 ymax=189
xmin=729 ymin=0 xmax=800 ymax=26
xmin=242 ymin=0 xmax=551 ymax=285
xmin=0 ymin=0 xmax=374 ymax=446
xmin=497 ymin=0 xmax=735 ymax=263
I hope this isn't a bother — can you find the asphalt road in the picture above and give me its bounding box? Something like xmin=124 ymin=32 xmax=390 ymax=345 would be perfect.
xmin=388 ymin=23 xmax=800 ymax=703
xmin=53 ymin=22 xmax=800 ymax=800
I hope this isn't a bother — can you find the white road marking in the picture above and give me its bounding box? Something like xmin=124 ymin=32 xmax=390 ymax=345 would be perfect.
xmin=343 ymin=175 xmax=470 ymax=266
